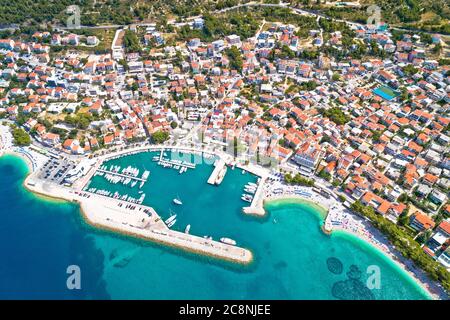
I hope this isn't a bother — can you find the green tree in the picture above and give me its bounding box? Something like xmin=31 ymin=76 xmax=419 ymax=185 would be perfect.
xmin=332 ymin=73 xmax=341 ymax=81
xmin=151 ymin=131 xmax=169 ymax=144
xmin=225 ymin=46 xmax=243 ymax=72
xmin=123 ymin=30 xmax=140 ymax=52
xmin=319 ymin=107 xmax=350 ymax=125
xmin=12 ymin=128 xmax=31 ymax=146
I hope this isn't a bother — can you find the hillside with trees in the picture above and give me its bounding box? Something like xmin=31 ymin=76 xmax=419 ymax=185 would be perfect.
xmin=1 ymin=0 xmax=447 ymax=35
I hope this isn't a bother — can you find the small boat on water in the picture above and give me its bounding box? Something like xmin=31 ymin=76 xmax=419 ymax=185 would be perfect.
xmin=244 ymin=186 xmax=256 ymax=194
xmin=167 ymin=219 xmax=177 ymax=228
xmin=242 ymin=170 xmax=246 ymax=174
xmin=164 ymin=214 xmax=177 ymax=228
xmin=185 ymin=224 xmax=191 ymax=234
xmin=220 ymin=237 xmax=236 ymax=245
xmin=173 ymin=195 xmax=183 ymax=205
xmin=241 ymin=194 xmax=253 ymax=203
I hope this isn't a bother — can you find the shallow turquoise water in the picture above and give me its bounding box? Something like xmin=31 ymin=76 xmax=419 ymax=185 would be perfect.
xmin=0 ymin=153 xmax=430 ymax=299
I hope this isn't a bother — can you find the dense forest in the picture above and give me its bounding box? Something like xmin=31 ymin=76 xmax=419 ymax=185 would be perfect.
xmin=0 ymin=0 xmax=253 ymax=26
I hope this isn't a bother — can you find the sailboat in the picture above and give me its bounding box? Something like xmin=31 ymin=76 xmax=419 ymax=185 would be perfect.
xmin=165 ymin=210 xmax=177 ymax=228
xmin=173 ymin=195 xmax=183 ymax=205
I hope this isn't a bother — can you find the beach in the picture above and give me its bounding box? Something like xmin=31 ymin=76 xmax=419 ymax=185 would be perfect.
xmin=256 ymin=179 xmax=447 ymax=300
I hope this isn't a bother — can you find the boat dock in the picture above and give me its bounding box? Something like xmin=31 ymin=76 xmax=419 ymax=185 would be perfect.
xmin=207 ymin=159 xmax=227 ymax=185
xmin=156 ymin=148 xmax=196 ymax=170
xmin=158 ymin=159 xmax=196 ymax=169
xmin=96 ymin=168 xmax=148 ymax=182
xmin=242 ymin=177 xmax=267 ymax=217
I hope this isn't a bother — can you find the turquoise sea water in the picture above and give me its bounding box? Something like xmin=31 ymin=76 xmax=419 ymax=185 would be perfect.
xmin=0 ymin=153 xmax=430 ymax=299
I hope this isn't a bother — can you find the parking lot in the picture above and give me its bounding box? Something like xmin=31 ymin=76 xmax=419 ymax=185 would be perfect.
xmin=37 ymin=157 xmax=76 ymax=185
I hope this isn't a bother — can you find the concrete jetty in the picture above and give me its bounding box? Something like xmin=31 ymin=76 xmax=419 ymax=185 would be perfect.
xmin=207 ymin=159 xmax=227 ymax=185
xmin=242 ymin=177 xmax=267 ymax=217
xmin=78 ymin=193 xmax=253 ymax=264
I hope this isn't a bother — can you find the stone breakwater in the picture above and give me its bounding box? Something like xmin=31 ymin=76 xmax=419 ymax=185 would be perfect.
xmin=23 ymin=170 xmax=253 ymax=265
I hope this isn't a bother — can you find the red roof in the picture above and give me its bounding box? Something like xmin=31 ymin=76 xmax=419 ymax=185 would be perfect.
xmin=438 ymin=220 xmax=450 ymax=235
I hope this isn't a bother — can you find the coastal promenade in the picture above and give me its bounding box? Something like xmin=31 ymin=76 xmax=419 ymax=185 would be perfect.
xmin=98 ymin=144 xmax=218 ymax=162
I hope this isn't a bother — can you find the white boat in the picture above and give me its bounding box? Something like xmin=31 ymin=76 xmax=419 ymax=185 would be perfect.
xmin=220 ymin=237 xmax=236 ymax=245
xmin=242 ymin=170 xmax=246 ymax=174
xmin=244 ymin=187 xmax=256 ymax=194
xmin=165 ymin=214 xmax=177 ymax=225
xmin=185 ymin=224 xmax=191 ymax=234
xmin=167 ymin=219 xmax=177 ymax=228
xmin=142 ymin=170 xmax=150 ymax=180
xmin=173 ymin=195 xmax=183 ymax=205
xmin=241 ymin=194 xmax=253 ymax=203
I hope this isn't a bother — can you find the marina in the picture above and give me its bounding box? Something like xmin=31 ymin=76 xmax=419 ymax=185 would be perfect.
xmin=71 ymin=148 xmax=257 ymax=264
